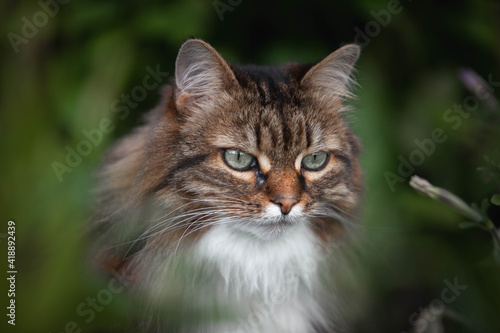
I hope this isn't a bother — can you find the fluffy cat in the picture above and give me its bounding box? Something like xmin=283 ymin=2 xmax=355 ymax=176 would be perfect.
xmin=90 ymin=38 xmax=363 ymax=333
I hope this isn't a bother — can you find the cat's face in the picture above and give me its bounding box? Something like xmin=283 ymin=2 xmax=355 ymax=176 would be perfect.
xmin=146 ymin=40 xmax=362 ymax=242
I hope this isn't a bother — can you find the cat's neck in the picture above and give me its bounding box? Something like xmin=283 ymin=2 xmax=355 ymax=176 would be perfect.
xmin=195 ymin=222 xmax=321 ymax=298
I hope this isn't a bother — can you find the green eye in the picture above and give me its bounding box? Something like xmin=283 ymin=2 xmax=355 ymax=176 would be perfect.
xmin=301 ymin=152 xmax=329 ymax=171
xmin=222 ymin=149 xmax=256 ymax=171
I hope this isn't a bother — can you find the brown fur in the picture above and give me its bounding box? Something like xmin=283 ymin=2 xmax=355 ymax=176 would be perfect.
xmin=90 ymin=39 xmax=363 ymax=281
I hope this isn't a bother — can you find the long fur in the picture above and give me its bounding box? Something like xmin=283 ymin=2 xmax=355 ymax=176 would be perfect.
xmin=89 ymin=39 xmax=363 ymax=333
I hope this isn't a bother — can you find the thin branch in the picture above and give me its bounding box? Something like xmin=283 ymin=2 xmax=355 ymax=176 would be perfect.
xmin=409 ymin=175 xmax=482 ymax=222
xmin=410 ymin=175 xmax=500 ymax=262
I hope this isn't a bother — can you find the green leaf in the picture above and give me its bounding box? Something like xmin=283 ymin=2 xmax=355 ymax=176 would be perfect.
xmin=491 ymin=194 xmax=500 ymax=206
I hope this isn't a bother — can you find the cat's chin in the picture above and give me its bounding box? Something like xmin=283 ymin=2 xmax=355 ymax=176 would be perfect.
xmin=232 ymin=216 xmax=303 ymax=241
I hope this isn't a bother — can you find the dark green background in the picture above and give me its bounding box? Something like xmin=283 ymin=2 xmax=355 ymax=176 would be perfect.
xmin=1 ymin=0 xmax=499 ymax=332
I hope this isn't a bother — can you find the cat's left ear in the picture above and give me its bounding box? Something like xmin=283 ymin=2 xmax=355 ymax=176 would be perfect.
xmin=175 ymin=39 xmax=238 ymax=115
xmin=301 ymin=44 xmax=360 ymax=100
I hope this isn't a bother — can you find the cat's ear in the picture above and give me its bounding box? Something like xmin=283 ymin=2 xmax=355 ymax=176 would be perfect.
xmin=175 ymin=39 xmax=238 ymax=115
xmin=301 ymin=44 xmax=360 ymax=101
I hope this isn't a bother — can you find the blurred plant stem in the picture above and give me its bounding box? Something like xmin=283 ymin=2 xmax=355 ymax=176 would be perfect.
xmin=410 ymin=175 xmax=500 ymax=263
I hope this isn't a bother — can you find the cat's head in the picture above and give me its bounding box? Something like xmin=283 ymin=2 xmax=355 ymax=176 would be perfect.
xmin=143 ymin=39 xmax=362 ymax=242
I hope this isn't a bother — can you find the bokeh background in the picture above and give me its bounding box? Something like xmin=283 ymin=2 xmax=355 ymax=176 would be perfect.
xmin=1 ymin=0 xmax=500 ymax=332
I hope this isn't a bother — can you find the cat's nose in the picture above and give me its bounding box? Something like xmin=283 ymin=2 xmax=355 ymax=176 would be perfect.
xmin=271 ymin=197 xmax=299 ymax=215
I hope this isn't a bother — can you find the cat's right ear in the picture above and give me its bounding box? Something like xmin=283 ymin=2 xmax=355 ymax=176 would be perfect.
xmin=175 ymin=39 xmax=238 ymax=115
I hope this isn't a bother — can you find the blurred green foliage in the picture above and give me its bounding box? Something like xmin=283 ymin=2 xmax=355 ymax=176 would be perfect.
xmin=1 ymin=0 xmax=500 ymax=332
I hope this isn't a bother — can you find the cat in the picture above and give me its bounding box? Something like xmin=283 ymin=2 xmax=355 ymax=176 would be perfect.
xmin=90 ymin=38 xmax=363 ymax=333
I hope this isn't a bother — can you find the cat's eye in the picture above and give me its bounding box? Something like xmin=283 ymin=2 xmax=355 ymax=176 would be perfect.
xmin=222 ymin=149 xmax=257 ymax=171
xmin=301 ymin=152 xmax=329 ymax=171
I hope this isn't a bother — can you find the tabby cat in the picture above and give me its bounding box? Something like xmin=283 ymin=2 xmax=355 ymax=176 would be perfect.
xmin=91 ymin=38 xmax=363 ymax=333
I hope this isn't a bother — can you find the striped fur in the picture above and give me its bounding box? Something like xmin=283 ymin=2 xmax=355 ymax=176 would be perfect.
xmin=90 ymin=39 xmax=363 ymax=332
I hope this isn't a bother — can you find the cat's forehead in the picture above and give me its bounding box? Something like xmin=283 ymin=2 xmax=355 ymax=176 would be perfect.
xmin=209 ymin=99 xmax=346 ymax=166
xmin=195 ymin=61 xmax=350 ymax=164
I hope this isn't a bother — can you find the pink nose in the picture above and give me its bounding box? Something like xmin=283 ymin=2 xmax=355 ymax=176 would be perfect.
xmin=272 ymin=197 xmax=299 ymax=215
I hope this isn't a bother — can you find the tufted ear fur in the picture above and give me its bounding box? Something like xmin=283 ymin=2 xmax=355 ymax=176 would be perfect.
xmin=300 ymin=44 xmax=360 ymax=103
xmin=175 ymin=39 xmax=239 ymax=115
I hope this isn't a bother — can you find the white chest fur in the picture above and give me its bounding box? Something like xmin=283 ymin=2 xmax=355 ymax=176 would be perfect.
xmin=195 ymin=223 xmax=329 ymax=333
